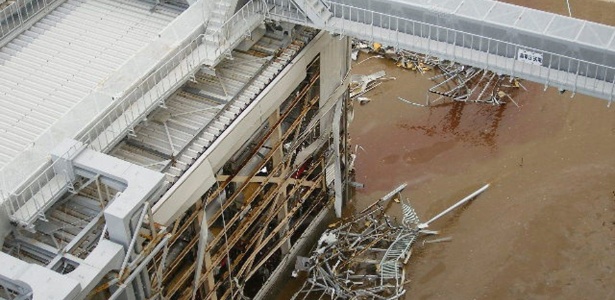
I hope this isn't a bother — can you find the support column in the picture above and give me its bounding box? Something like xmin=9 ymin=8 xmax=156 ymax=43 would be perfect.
xmin=193 ymin=199 xmax=217 ymax=300
xmin=268 ymin=109 xmax=291 ymax=254
xmin=319 ymin=36 xmax=352 ymax=217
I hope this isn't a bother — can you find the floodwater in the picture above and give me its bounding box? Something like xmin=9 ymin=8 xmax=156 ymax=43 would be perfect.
xmin=278 ymin=2 xmax=615 ymax=299
xmin=347 ymin=2 xmax=615 ymax=297
xmin=350 ymin=53 xmax=615 ymax=300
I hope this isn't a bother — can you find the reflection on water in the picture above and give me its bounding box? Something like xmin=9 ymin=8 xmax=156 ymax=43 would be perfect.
xmin=396 ymin=100 xmax=509 ymax=151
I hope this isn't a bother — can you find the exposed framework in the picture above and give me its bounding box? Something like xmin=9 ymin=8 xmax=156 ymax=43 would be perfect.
xmin=159 ymin=56 xmax=338 ymax=299
xmin=1 ymin=0 xmax=614 ymax=299
xmin=0 ymin=19 xmax=352 ymax=299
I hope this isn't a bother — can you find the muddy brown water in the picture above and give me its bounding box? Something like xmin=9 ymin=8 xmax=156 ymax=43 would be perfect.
xmin=276 ymin=2 xmax=615 ymax=299
xmin=349 ymin=54 xmax=615 ymax=300
xmin=347 ymin=3 xmax=615 ymax=299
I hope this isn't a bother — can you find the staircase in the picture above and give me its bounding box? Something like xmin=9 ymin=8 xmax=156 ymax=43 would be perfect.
xmin=379 ymin=231 xmax=416 ymax=284
xmin=163 ymin=29 xmax=317 ymax=187
xmin=204 ymin=0 xmax=235 ymax=34
xmin=292 ymin=0 xmax=331 ymax=27
xmin=202 ymin=0 xmax=265 ymax=67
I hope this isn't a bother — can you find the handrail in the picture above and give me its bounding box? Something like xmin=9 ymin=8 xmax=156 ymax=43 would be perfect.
xmin=0 ymin=0 xmax=267 ymax=213
xmin=2 ymin=142 xmax=81 ymax=228
xmin=323 ymin=1 xmax=615 ymax=73
xmin=0 ymin=0 xmax=62 ymax=46
xmin=266 ymin=0 xmax=615 ymax=101
xmin=78 ymin=0 xmax=266 ymax=152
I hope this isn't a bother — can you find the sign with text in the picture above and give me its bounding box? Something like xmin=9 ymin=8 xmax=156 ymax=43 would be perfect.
xmin=517 ymin=49 xmax=543 ymax=66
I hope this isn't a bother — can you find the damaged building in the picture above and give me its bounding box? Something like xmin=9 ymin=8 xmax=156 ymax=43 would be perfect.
xmin=0 ymin=0 xmax=613 ymax=299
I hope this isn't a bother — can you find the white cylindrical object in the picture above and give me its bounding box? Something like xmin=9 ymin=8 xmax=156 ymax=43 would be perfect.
xmin=419 ymin=183 xmax=490 ymax=228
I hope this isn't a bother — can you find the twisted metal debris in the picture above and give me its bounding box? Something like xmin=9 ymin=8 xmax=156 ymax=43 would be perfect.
xmin=427 ymin=63 xmax=524 ymax=106
xmin=352 ymin=39 xmax=524 ymax=107
xmin=291 ymin=183 xmax=490 ymax=300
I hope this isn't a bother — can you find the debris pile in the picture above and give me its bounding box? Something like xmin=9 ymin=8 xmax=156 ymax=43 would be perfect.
xmin=350 ymin=70 xmax=395 ymax=105
xmin=427 ymin=62 xmax=525 ymax=106
xmin=291 ymin=183 xmax=490 ymax=299
xmin=352 ymin=39 xmax=524 ymax=106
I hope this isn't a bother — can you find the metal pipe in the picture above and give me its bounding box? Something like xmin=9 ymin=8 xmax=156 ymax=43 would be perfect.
xmin=108 ymin=234 xmax=170 ymax=300
xmin=418 ymin=183 xmax=489 ymax=228
xmin=118 ymin=202 xmax=150 ymax=279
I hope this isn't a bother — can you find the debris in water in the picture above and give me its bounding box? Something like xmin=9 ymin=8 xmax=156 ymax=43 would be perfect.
xmin=351 ymin=38 xmax=523 ymax=106
xmin=356 ymin=96 xmax=371 ymax=105
xmin=350 ymin=70 xmax=387 ymax=99
xmin=291 ymin=183 xmax=490 ymax=299
xmin=398 ymin=97 xmax=426 ymax=107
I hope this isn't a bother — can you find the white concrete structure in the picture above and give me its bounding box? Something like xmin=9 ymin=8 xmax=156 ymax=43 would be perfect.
xmin=0 ymin=0 xmax=613 ymax=299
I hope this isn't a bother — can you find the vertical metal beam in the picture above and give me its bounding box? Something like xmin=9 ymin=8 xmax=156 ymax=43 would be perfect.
xmin=267 ymin=109 xmax=291 ymax=254
xmin=332 ymin=100 xmax=343 ymax=217
xmin=192 ymin=198 xmax=217 ymax=300
xmin=108 ymin=235 xmax=171 ymax=300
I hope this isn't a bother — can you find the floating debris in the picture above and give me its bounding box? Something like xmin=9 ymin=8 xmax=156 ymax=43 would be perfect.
xmin=427 ymin=63 xmax=522 ymax=106
xmin=350 ymin=70 xmax=388 ymax=100
xmin=397 ymin=97 xmax=426 ymax=107
xmin=422 ymin=236 xmax=453 ymax=246
xmin=291 ymin=183 xmax=490 ymax=299
xmin=356 ymin=96 xmax=371 ymax=105
xmin=351 ymin=48 xmax=360 ymax=61
xmin=351 ymin=38 xmax=523 ymax=106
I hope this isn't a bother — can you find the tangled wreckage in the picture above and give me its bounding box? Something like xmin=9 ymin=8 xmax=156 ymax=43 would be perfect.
xmin=291 ymin=183 xmax=490 ymax=299
xmin=352 ymin=40 xmax=525 ymax=107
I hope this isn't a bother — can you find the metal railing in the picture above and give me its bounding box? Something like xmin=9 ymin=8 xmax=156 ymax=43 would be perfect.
xmin=77 ymin=0 xmax=266 ymax=152
xmin=266 ymin=0 xmax=615 ymax=102
xmin=204 ymin=0 xmax=266 ymax=65
xmin=2 ymin=142 xmax=81 ymax=228
xmin=0 ymin=0 xmax=61 ymax=46
xmin=0 ymin=0 xmax=267 ymax=220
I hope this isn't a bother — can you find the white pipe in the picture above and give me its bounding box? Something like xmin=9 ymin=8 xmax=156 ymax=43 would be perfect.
xmin=108 ymin=235 xmax=170 ymax=300
xmin=418 ymin=184 xmax=490 ymax=229
xmin=118 ymin=202 xmax=150 ymax=279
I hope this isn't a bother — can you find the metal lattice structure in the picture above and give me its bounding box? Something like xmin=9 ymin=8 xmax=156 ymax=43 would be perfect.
xmin=0 ymin=0 xmax=612 ymax=299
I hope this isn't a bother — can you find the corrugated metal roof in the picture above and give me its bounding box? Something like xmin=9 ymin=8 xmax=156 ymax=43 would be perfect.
xmin=0 ymin=0 xmax=182 ymax=171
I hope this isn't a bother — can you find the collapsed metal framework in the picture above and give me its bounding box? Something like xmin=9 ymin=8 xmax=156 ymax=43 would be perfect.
xmin=0 ymin=17 xmax=352 ymax=298
xmin=292 ymin=183 xmax=490 ymax=299
xmin=157 ymin=55 xmax=343 ymax=299
xmin=0 ymin=0 xmax=613 ymax=299
xmin=292 ymin=184 xmax=419 ymax=299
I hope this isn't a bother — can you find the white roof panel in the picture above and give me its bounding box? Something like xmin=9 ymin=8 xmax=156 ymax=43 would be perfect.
xmin=483 ymin=2 xmax=524 ymax=27
xmin=576 ymin=22 xmax=615 ymax=48
xmin=514 ymin=9 xmax=554 ymax=33
xmin=544 ymin=15 xmax=584 ymax=40
xmin=454 ymin=0 xmax=495 ymax=19
xmin=0 ymin=0 xmax=183 ymax=193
